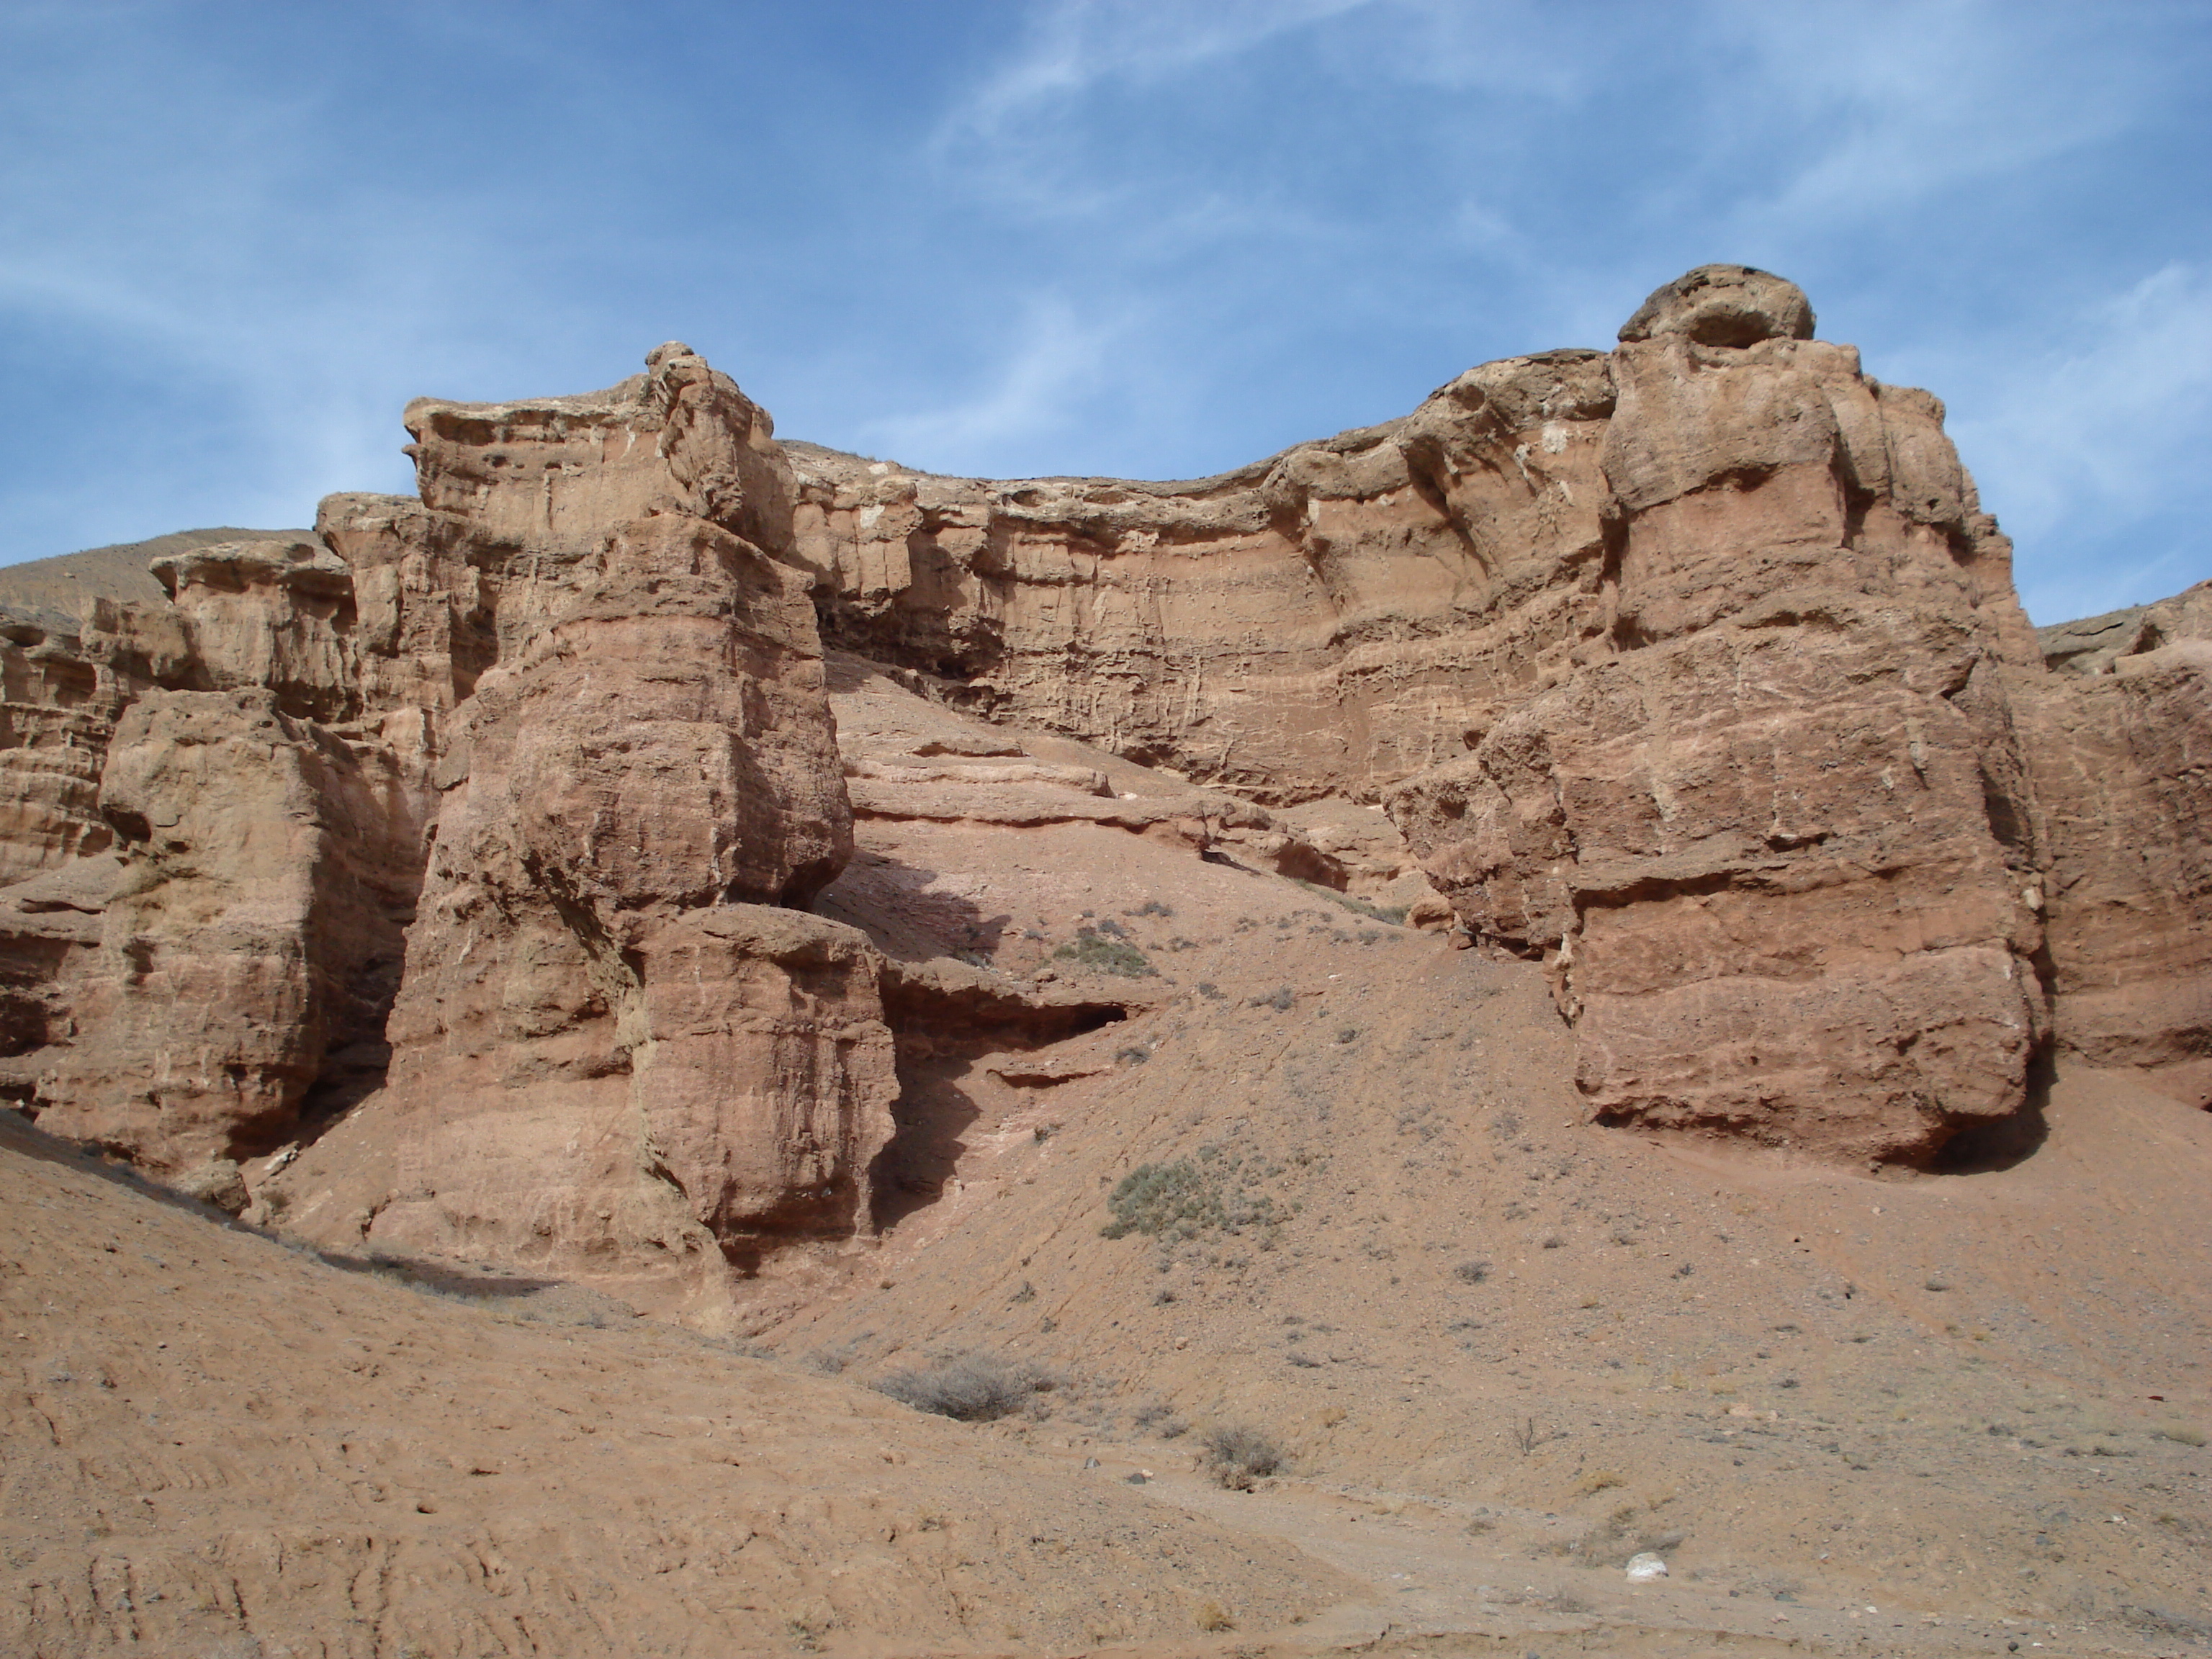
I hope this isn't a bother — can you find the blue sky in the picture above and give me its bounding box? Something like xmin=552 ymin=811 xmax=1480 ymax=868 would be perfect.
xmin=2 ymin=1 xmax=2207 ymax=624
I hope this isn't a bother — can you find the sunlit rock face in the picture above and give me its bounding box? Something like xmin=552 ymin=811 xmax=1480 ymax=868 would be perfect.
xmin=0 ymin=272 xmax=2204 ymax=1270
xmin=790 ymin=269 xmax=2082 ymax=1161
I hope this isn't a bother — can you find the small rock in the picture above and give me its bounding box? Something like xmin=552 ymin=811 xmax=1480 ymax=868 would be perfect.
xmin=1125 ymin=1472 xmax=1148 ymax=1485
xmin=1624 ymin=1551 xmax=1668 ymax=1582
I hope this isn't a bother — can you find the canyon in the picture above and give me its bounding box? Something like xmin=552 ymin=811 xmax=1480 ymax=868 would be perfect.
xmin=2 ymin=266 xmax=2208 ymax=1657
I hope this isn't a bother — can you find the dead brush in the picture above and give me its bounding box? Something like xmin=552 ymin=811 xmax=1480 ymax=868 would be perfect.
xmin=1200 ymin=1422 xmax=1286 ymax=1490
xmin=873 ymin=1353 xmax=1056 ymax=1422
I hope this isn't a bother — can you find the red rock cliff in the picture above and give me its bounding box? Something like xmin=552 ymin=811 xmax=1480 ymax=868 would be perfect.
xmin=0 ymin=275 xmax=2203 ymax=1262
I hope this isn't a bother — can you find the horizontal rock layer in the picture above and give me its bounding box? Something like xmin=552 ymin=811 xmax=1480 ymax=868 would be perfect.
xmin=0 ymin=269 xmax=2200 ymax=1311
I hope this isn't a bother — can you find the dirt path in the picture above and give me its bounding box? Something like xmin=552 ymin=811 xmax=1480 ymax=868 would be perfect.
xmin=1043 ymin=1439 xmax=2170 ymax=1658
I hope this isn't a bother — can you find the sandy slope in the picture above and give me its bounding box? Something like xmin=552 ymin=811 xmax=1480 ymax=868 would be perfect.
xmin=750 ymin=679 xmax=2212 ymax=1656
xmin=0 ymin=1110 xmax=1352 ymax=1657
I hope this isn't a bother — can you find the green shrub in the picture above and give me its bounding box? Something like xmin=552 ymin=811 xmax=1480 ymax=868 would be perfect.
xmin=1053 ymin=930 xmax=1156 ymax=978
xmin=1100 ymin=1157 xmax=1286 ymax=1241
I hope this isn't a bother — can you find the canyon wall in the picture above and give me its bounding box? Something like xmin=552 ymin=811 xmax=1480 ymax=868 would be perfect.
xmin=783 ymin=265 xmax=2204 ymax=1145
xmin=0 ymin=349 xmax=917 ymax=1303
xmin=0 ymin=269 xmax=2202 ymax=1303
xmin=2023 ymin=582 xmax=2212 ymax=1107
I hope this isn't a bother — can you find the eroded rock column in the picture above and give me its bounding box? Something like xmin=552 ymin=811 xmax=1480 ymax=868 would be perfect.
xmin=276 ymin=354 xmax=894 ymax=1303
xmin=1390 ymin=266 xmax=2051 ymax=1163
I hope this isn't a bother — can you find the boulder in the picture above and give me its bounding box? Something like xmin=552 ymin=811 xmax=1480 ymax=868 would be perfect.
xmin=1617 ymin=264 xmax=1817 ymax=348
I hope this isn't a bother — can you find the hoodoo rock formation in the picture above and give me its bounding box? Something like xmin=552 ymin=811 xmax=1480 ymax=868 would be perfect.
xmin=0 ymin=269 xmax=2205 ymax=1308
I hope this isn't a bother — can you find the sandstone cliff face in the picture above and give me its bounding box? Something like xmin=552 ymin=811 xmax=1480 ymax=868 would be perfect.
xmin=0 ymin=608 xmax=112 ymax=886
xmin=298 ymin=505 xmax=886 ymax=1293
xmin=788 ymin=267 xmax=2067 ymax=1161
xmin=34 ymin=688 xmax=417 ymax=1170
xmin=788 ymin=344 xmax=1619 ymax=804
xmin=0 ymin=348 xmax=910 ymax=1268
xmin=2020 ymin=581 xmax=2212 ymax=1107
xmin=1384 ymin=282 xmax=2051 ymax=1162
xmin=0 ymin=269 xmax=2203 ymax=1284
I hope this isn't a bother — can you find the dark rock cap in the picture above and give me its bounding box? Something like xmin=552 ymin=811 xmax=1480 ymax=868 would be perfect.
xmin=1619 ymin=264 xmax=1815 ymax=348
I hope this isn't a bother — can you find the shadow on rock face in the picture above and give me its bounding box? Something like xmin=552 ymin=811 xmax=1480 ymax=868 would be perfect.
xmin=815 ymin=846 xmax=1017 ymax=966
xmin=1929 ymin=1046 xmax=2055 ymax=1175
xmin=869 ymin=1054 xmax=987 ymax=1232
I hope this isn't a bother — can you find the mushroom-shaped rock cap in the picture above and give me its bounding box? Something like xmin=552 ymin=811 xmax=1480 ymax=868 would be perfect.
xmin=1619 ymin=264 xmax=1815 ymax=348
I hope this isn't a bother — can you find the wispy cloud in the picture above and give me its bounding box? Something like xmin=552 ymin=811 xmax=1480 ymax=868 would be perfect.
xmin=0 ymin=0 xmax=2205 ymax=622
xmin=943 ymin=0 xmax=1376 ymax=143
xmin=1944 ymin=261 xmax=2212 ymax=619
xmin=1717 ymin=0 xmax=2152 ymax=235
xmin=855 ymin=297 xmax=1139 ymax=476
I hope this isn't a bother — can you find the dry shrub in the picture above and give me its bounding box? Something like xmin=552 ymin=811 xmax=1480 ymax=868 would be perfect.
xmin=874 ymin=1354 xmax=1048 ymax=1422
xmin=1201 ymin=1422 xmax=1286 ymax=1490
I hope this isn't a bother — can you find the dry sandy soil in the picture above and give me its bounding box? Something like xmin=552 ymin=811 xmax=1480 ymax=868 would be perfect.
xmin=5 ymin=670 xmax=2209 ymax=1659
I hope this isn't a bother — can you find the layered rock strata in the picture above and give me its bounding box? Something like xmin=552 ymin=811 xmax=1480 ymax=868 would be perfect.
xmin=1385 ymin=277 xmax=2054 ymax=1160
xmin=0 ymin=269 xmax=2201 ymax=1277
xmin=788 ymin=267 xmax=2093 ymax=1158
xmin=2022 ymin=581 xmax=2212 ymax=1106
xmin=0 ymin=349 xmax=931 ymax=1278
xmin=304 ymin=506 xmax=889 ymax=1285
xmin=0 ymin=536 xmax=429 ymax=1171
xmin=782 ymin=267 xmax=2203 ymax=1140
xmin=784 ymin=341 xmax=1621 ymax=804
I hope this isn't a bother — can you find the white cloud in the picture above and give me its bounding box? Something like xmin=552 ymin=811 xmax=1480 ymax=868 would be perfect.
xmin=1715 ymin=0 xmax=2146 ymax=236
xmin=853 ymin=297 xmax=1138 ymax=475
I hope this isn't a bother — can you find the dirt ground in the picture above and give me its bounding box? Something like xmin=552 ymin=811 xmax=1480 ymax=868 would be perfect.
xmin=5 ymin=676 xmax=2209 ymax=1659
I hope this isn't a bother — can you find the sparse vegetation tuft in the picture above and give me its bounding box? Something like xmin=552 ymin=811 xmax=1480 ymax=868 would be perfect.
xmin=1200 ymin=1422 xmax=1286 ymax=1490
xmin=1133 ymin=1399 xmax=1189 ymax=1439
xmin=1292 ymin=879 xmax=1408 ymax=925
xmin=873 ymin=1353 xmax=1051 ymax=1422
xmin=1251 ymin=985 xmax=1295 ymax=1012
xmin=1054 ymin=929 xmax=1156 ymax=978
xmin=1100 ymin=1154 xmax=1286 ymax=1241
